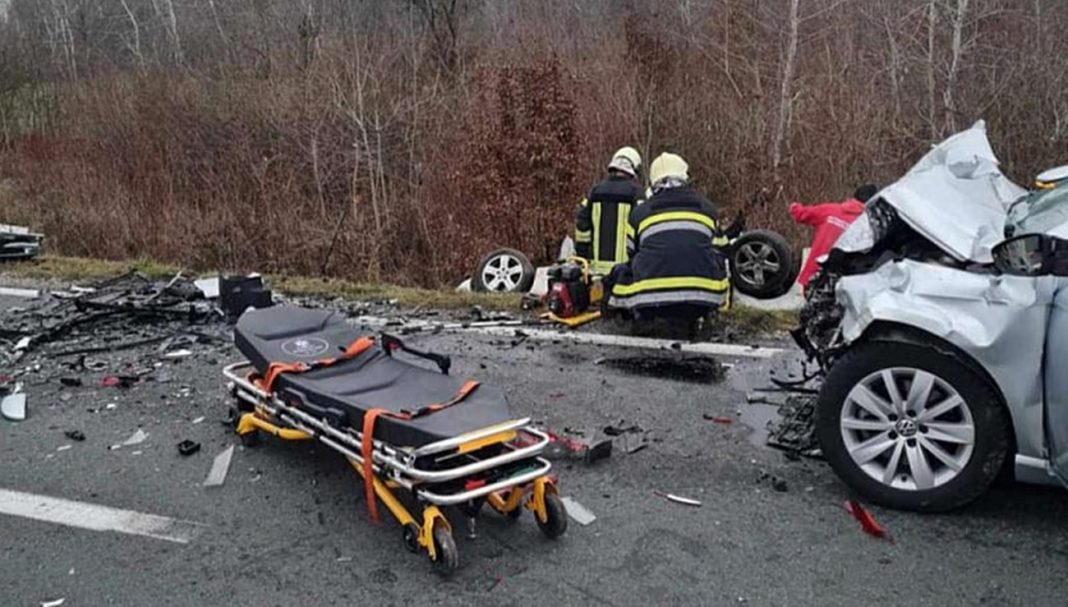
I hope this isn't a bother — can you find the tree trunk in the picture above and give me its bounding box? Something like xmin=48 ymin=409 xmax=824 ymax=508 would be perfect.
xmin=771 ymin=0 xmax=800 ymax=177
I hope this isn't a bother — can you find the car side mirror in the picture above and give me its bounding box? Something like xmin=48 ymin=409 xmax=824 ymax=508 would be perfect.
xmin=992 ymin=233 xmax=1068 ymax=276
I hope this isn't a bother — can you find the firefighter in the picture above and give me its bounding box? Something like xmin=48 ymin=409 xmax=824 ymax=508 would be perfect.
xmin=606 ymin=153 xmax=729 ymax=316
xmin=574 ymin=147 xmax=645 ymax=275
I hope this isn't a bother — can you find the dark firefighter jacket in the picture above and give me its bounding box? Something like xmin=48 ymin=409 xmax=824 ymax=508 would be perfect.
xmin=607 ymin=184 xmax=729 ymax=310
xmin=574 ymin=175 xmax=644 ymax=274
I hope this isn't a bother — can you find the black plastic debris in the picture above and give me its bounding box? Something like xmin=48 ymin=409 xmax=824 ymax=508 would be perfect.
xmin=64 ymin=430 xmax=86 ymax=441
xmin=220 ymin=275 xmax=273 ymax=319
xmin=59 ymin=377 xmax=82 ymax=387
xmin=766 ymin=395 xmax=820 ymax=458
xmin=177 ymin=440 xmax=201 ymax=456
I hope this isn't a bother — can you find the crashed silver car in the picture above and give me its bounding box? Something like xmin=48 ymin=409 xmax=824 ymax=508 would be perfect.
xmin=795 ymin=121 xmax=1068 ymax=511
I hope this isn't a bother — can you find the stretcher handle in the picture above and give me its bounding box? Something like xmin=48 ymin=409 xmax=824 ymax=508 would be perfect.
xmin=380 ymin=333 xmax=451 ymax=375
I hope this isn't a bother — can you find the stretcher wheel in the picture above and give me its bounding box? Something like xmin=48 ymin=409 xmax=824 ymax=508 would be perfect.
xmin=239 ymin=429 xmax=261 ymax=447
xmin=431 ymin=526 xmax=459 ymax=575
xmin=536 ymin=493 xmax=568 ymax=539
xmin=402 ymin=523 xmax=420 ymax=553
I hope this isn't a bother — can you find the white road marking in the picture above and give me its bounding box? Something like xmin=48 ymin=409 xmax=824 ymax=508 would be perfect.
xmin=0 ymin=488 xmax=204 ymax=544
xmin=353 ymin=315 xmax=784 ymax=359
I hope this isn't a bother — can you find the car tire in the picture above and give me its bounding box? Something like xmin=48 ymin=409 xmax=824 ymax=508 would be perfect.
xmin=816 ymin=338 xmax=1010 ymax=512
xmin=730 ymin=230 xmax=798 ymax=299
xmin=471 ymin=248 xmax=535 ymax=293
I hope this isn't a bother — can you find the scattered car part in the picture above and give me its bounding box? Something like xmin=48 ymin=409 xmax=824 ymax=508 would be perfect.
xmin=1 ymin=390 xmax=26 ymax=421
xmin=470 ymin=248 xmax=535 ymax=293
xmin=560 ymin=496 xmax=596 ymax=526
xmin=0 ymin=223 xmax=43 ymax=260
xmin=729 ymin=229 xmax=798 ymax=299
xmin=203 ymin=445 xmax=234 ymax=487
xmin=177 ymin=440 xmax=201 ymax=456
xmin=654 ymin=490 xmax=702 ymax=507
xmin=843 ymin=500 xmax=892 ymax=542
xmin=64 ymin=430 xmax=85 ymax=441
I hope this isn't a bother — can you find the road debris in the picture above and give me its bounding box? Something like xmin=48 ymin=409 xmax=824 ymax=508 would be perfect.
xmin=64 ymin=430 xmax=85 ymax=441
xmin=204 ymin=445 xmax=235 ymax=487
xmin=0 ymin=271 xmax=233 ymax=367
xmin=603 ymin=422 xmax=643 ymax=436
xmin=56 ymin=444 xmax=72 ymax=452
xmin=766 ymin=395 xmax=820 ymax=458
xmin=0 ymin=223 xmax=43 ymax=260
xmin=1 ymin=389 xmax=27 ymax=421
xmin=757 ymin=471 xmax=789 ymax=492
xmin=110 ymin=428 xmax=148 ymax=450
xmin=560 ymin=496 xmax=596 ymax=525
xmin=654 ymin=490 xmax=702 ymax=507
xmin=177 ymin=440 xmax=201 ymax=456
xmin=40 ymin=598 xmax=65 ymax=607
xmin=162 ymin=349 xmax=193 ymax=360
xmin=703 ymin=414 xmax=733 ymax=424
xmin=844 ymin=500 xmax=893 ymax=542
xmin=191 ymin=416 xmax=205 ymax=424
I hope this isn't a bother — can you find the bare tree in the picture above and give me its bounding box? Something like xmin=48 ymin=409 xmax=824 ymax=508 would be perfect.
xmin=771 ymin=0 xmax=800 ymax=176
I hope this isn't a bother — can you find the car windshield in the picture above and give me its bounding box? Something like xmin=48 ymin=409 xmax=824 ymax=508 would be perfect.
xmin=1005 ymin=181 xmax=1068 ymax=237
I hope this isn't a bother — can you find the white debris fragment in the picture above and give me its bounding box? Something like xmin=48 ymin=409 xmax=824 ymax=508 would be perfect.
xmin=560 ymin=496 xmax=596 ymax=526
xmin=123 ymin=429 xmax=148 ymax=446
xmin=162 ymin=349 xmax=193 ymax=360
xmin=194 ymin=277 xmax=220 ymax=299
xmin=14 ymin=336 xmax=31 ymax=351
xmin=105 ymin=403 xmax=117 ymax=410
xmin=336 ymin=556 xmax=353 ymax=563
xmin=655 ymin=490 xmax=702 ymax=507
xmin=1 ymin=392 xmax=27 ymax=421
xmin=110 ymin=428 xmax=148 ymax=450
xmin=191 ymin=416 xmax=205 ymax=424
xmin=56 ymin=445 xmax=72 ymax=452
xmin=203 ymin=445 xmax=235 ymax=487
xmin=41 ymin=599 xmax=65 ymax=607
xmin=0 ymin=286 xmax=40 ymax=298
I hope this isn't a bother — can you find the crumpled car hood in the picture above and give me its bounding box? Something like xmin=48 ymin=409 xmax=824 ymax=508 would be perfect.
xmin=836 ymin=120 xmax=1026 ymax=263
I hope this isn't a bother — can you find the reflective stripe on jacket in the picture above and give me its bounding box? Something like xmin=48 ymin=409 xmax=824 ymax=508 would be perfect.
xmin=609 ymin=185 xmax=728 ymax=310
xmin=575 ymin=176 xmax=643 ymax=275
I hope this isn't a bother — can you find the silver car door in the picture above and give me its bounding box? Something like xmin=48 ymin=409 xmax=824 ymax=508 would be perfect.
xmin=1045 ymin=279 xmax=1068 ymax=485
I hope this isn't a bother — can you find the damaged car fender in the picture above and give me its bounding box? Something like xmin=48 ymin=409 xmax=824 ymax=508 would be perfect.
xmin=836 ymin=259 xmax=1053 ymax=461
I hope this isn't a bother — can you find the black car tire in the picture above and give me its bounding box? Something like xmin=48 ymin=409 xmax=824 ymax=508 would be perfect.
xmin=816 ymin=338 xmax=1011 ymax=512
xmin=730 ymin=230 xmax=798 ymax=299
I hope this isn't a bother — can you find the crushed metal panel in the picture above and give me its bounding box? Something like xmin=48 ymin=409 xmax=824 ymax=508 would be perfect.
xmin=874 ymin=121 xmax=1026 ymax=263
xmin=837 ymin=259 xmax=1051 ymax=458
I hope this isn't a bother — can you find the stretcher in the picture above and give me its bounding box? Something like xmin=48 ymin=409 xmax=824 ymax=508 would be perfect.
xmin=222 ymin=305 xmax=566 ymax=575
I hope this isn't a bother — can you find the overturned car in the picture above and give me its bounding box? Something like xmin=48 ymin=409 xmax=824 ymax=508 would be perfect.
xmin=795 ymin=121 xmax=1068 ymax=511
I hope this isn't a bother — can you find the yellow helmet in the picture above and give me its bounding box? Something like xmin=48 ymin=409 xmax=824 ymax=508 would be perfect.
xmin=607 ymin=146 xmax=642 ymax=178
xmin=649 ymin=153 xmax=689 ymax=185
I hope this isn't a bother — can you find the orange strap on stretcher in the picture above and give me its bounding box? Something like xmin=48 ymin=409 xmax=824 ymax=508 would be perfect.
xmin=259 ymin=336 xmax=375 ymax=394
xmin=360 ymin=380 xmax=481 ymax=524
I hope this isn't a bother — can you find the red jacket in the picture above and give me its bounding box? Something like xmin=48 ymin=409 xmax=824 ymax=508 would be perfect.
xmin=789 ymin=198 xmax=866 ymax=290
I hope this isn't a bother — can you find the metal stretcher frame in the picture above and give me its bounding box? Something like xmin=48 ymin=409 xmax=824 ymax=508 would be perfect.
xmin=222 ymin=361 xmax=553 ymax=505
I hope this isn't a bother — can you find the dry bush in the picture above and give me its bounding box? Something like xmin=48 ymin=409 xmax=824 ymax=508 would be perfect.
xmin=3 ymin=0 xmax=1068 ymax=286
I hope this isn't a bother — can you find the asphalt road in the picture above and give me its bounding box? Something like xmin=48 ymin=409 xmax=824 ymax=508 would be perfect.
xmin=2 ymin=292 xmax=1067 ymax=606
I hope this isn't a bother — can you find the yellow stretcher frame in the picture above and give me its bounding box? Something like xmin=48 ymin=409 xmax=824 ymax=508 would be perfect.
xmin=230 ymin=401 xmax=564 ymax=574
